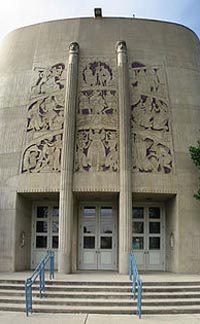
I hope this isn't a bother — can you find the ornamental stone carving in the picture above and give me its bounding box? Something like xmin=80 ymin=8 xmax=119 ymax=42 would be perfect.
xmin=21 ymin=63 xmax=66 ymax=173
xmin=27 ymin=94 xmax=64 ymax=132
xmin=75 ymin=59 xmax=119 ymax=172
xmin=69 ymin=41 xmax=79 ymax=54
xmin=22 ymin=134 xmax=62 ymax=173
xmin=130 ymin=62 xmax=174 ymax=174
xmin=80 ymin=60 xmax=114 ymax=88
xmin=31 ymin=63 xmax=65 ymax=97
xmin=116 ymin=40 xmax=127 ymax=53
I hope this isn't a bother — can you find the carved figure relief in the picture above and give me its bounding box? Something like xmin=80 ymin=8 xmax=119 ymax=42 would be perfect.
xmin=75 ymin=59 xmax=119 ymax=172
xmin=21 ymin=63 xmax=66 ymax=173
xmin=31 ymin=63 xmax=65 ymax=97
xmin=75 ymin=129 xmax=118 ymax=172
xmin=130 ymin=62 xmax=174 ymax=174
xmin=27 ymin=94 xmax=64 ymax=132
xmin=22 ymin=134 xmax=62 ymax=173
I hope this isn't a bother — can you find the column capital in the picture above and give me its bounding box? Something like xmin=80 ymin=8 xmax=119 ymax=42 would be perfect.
xmin=69 ymin=41 xmax=79 ymax=54
xmin=116 ymin=40 xmax=127 ymax=54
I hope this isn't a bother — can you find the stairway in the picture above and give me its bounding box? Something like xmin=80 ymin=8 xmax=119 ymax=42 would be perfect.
xmin=1 ymin=279 xmax=200 ymax=315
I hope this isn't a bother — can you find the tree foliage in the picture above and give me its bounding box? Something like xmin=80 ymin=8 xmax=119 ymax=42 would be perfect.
xmin=189 ymin=141 xmax=200 ymax=200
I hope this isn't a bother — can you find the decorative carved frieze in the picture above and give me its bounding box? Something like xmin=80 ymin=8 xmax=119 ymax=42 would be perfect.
xmin=75 ymin=59 xmax=119 ymax=172
xmin=22 ymin=133 xmax=62 ymax=173
xmin=130 ymin=62 xmax=174 ymax=174
xmin=21 ymin=63 xmax=66 ymax=173
xmin=31 ymin=63 xmax=65 ymax=97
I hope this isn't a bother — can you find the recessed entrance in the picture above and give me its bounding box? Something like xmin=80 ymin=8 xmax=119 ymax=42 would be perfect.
xmin=78 ymin=203 xmax=117 ymax=270
xmin=31 ymin=202 xmax=59 ymax=269
xmin=132 ymin=204 xmax=165 ymax=271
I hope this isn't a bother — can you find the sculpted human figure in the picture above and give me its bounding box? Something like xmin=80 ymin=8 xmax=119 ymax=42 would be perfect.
xmin=88 ymin=128 xmax=106 ymax=171
xmin=32 ymin=63 xmax=65 ymax=95
xmin=135 ymin=96 xmax=153 ymax=130
xmin=27 ymin=101 xmax=43 ymax=131
xmin=104 ymin=91 xmax=117 ymax=114
xmin=23 ymin=145 xmax=40 ymax=172
xmin=52 ymin=135 xmax=62 ymax=171
xmin=90 ymin=91 xmax=106 ymax=114
xmin=155 ymin=144 xmax=172 ymax=173
xmin=104 ymin=140 xmax=118 ymax=171
xmin=84 ymin=66 xmax=95 ymax=86
xmin=152 ymin=99 xmax=169 ymax=131
xmin=133 ymin=135 xmax=154 ymax=172
xmin=78 ymin=92 xmax=91 ymax=114
xmin=96 ymin=65 xmax=111 ymax=86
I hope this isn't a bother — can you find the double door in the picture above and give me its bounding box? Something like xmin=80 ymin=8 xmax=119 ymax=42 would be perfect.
xmin=78 ymin=204 xmax=117 ymax=270
xmin=31 ymin=202 xmax=59 ymax=269
xmin=132 ymin=205 xmax=165 ymax=271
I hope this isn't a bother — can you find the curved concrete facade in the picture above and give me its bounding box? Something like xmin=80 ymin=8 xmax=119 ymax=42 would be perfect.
xmin=0 ymin=17 xmax=200 ymax=273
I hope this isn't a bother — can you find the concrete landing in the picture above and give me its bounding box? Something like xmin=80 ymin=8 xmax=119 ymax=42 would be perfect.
xmin=1 ymin=312 xmax=200 ymax=324
xmin=1 ymin=271 xmax=200 ymax=282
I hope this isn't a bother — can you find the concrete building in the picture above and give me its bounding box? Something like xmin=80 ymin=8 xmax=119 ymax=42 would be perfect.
xmin=0 ymin=12 xmax=200 ymax=274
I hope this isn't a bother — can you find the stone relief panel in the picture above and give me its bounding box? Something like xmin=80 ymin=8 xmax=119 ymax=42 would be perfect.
xmin=31 ymin=63 xmax=65 ymax=97
xmin=130 ymin=62 xmax=174 ymax=174
xmin=75 ymin=59 xmax=119 ymax=172
xmin=22 ymin=134 xmax=62 ymax=173
xmin=21 ymin=63 xmax=66 ymax=173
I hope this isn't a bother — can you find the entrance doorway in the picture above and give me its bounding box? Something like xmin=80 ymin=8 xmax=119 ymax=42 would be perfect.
xmin=78 ymin=203 xmax=117 ymax=270
xmin=132 ymin=205 xmax=165 ymax=271
xmin=31 ymin=202 xmax=59 ymax=269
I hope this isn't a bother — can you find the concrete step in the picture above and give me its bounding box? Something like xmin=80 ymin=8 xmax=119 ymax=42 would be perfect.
xmin=2 ymin=295 xmax=200 ymax=306
xmin=1 ymin=303 xmax=200 ymax=315
xmin=2 ymin=283 xmax=200 ymax=293
xmin=1 ymin=278 xmax=200 ymax=315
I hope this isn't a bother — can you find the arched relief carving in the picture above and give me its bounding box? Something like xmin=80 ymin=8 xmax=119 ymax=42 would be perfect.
xmin=130 ymin=62 xmax=174 ymax=174
xmin=75 ymin=59 xmax=119 ymax=172
xmin=21 ymin=63 xmax=66 ymax=174
xmin=27 ymin=93 xmax=64 ymax=132
xmin=22 ymin=133 xmax=63 ymax=173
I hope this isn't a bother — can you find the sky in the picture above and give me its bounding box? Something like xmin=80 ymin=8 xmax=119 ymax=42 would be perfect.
xmin=0 ymin=0 xmax=199 ymax=43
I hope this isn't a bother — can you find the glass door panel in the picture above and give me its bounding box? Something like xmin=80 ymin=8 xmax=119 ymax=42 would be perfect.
xmin=32 ymin=202 xmax=59 ymax=269
xmin=132 ymin=205 xmax=165 ymax=271
xmin=79 ymin=204 xmax=117 ymax=270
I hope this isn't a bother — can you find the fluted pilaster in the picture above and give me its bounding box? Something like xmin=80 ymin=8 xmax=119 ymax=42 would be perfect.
xmin=116 ymin=41 xmax=132 ymax=273
xmin=58 ymin=42 xmax=79 ymax=273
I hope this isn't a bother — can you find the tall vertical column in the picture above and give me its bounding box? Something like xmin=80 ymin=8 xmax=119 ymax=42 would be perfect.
xmin=116 ymin=41 xmax=132 ymax=273
xmin=58 ymin=42 xmax=79 ymax=273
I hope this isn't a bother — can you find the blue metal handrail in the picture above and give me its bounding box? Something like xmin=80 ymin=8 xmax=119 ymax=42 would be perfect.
xmin=129 ymin=251 xmax=142 ymax=318
xmin=25 ymin=250 xmax=54 ymax=316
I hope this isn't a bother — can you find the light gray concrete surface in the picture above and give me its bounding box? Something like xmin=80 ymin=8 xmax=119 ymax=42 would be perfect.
xmin=1 ymin=271 xmax=200 ymax=282
xmin=2 ymin=312 xmax=200 ymax=324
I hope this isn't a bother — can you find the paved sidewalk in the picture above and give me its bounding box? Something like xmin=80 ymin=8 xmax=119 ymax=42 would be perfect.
xmin=1 ymin=312 xmax=200 ymax=324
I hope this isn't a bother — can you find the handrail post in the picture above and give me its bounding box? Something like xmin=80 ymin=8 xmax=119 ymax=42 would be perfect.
xmin=50 ymin=251 xmax=54 ymax=279
xmin=137 ymin=279 xmax=142 ymax=318
xmin=39 ymin=265 xmax=45 ymax=297
xmin=132 ymin=269 xmax=136 ymax=299
xmin=129 ymin=251 xmax=142 ymax=318
xmin=25 ymin=279 xmax=32 ymax=316
xmin=25 ymin=250 xmax=54 ymax=316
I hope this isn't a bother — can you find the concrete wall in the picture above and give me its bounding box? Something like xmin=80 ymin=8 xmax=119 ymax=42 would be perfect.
xmin=15 ymin=194 xmax=32 ymax=271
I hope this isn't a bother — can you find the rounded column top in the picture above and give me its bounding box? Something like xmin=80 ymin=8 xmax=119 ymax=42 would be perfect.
xmin=116 ymin=40 xmax=127 ymax=53
xmin=69 ymin=41 xmax=79 ymax=54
